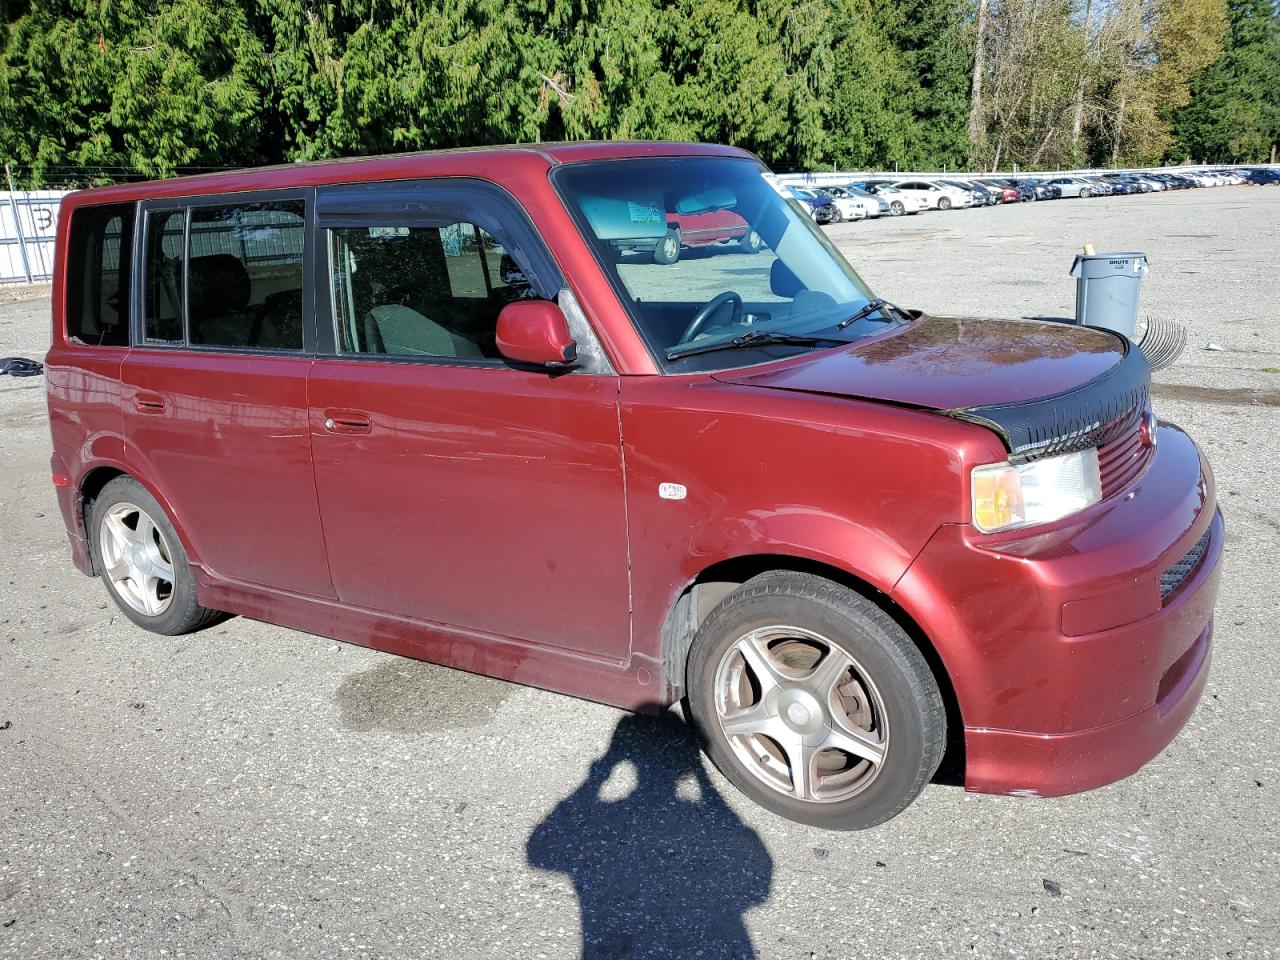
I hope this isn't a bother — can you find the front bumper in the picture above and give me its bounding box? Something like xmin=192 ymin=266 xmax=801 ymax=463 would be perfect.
xmin=892 ymin=423 xmax=1221 ymax=797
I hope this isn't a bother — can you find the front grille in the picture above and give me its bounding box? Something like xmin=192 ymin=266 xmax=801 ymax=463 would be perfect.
xmin=1098 ymin=417 xmax=1153 ymax=497
xmin=1161 ymin=528 xmax=1211 ymax=601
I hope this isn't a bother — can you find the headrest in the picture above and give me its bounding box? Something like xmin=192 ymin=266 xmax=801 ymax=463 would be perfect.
xmin=188 ymin=254 xmax=251 ymax=318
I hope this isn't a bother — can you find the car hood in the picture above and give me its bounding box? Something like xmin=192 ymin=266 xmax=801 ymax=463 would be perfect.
xmin=713 ymin=314 xmax=1151 ymax=458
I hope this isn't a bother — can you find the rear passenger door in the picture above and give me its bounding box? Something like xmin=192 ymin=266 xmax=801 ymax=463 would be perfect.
xmin=306 ymin=179 xmax=632 ymax=659
xmin=120 ymin=191 xmax=336 ymax=598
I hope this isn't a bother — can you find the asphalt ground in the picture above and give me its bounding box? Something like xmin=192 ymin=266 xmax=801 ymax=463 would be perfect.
xmin=1 ymin=187 xmax=1278 ymax=960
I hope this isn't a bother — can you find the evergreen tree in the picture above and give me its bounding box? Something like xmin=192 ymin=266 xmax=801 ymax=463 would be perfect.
xmin=1172 ymin=0 xmax=1280 ymax=162
xmin=0 ymin=0 xmax=268 ymax=184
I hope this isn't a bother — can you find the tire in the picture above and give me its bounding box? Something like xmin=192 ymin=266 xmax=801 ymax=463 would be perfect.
xmin=1080 ymin=188 xmax=1092 ymax=199
xmin=653 ymin=228 xmax=681 ymax=265
xmin=938 ymin=196 xmax=952 ymax=210
xmin=829 ymin=207 xmax=843 ymax=223
xmin=89 ymin=476 xmax=223 ymax=635
xmin=890 ymin=200 xmax=905 ymax=216
xmin=739 ymin=229 xmax=762 ymax=254
xmin=685 ymin=571 xmax=945 ymax=830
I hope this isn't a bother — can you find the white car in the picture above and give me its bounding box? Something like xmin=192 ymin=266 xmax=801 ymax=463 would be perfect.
xmin=815 ymin=189 xmax=869 ymax=223
xmin=824 ymin=185 xmax=883 ymax=220
xmin=1185 ymin=171 xmax=1222 ymax=187
xmin=1043 ymin=176 xmax=1102 ymax=198
xmin=850 ymin=182 xmax=927 ymax=215
xmin=889 ymin=179 xmax=973 ymax=210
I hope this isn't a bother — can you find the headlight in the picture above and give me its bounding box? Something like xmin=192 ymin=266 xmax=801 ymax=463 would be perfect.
xmin=971 ymin=449 xmax=1102 ymax=533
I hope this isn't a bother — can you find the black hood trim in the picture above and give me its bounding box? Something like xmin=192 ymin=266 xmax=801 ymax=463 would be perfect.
xmin=946 ymin=329 xmax=1151 ymax=461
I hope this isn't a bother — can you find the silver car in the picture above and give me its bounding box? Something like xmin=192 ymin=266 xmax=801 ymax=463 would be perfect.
xmin=1044 ymin=176 xmax=1102 ymax=199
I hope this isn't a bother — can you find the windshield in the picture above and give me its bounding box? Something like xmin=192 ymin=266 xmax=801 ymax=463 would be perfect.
xmin=553 ymin=156 xmax=884 ymax=371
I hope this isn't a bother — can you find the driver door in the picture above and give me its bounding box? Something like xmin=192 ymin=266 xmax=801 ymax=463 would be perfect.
xmin=306 ymin=179 xmax=632 ymax=660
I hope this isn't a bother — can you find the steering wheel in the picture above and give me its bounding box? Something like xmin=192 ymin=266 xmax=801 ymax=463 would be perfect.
xmin=678 ymin=291 xmax=743 ymax=344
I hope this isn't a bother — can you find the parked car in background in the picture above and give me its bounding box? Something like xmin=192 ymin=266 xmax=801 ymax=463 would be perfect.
xmin=891 ymin=179 xmax=972 ymax=210
xmin=1129 ymin=174 xmax=1166 ymax=191
xmin=1077 ymin=176 xmax=1115 ymax=196
xmin=1240 ymin=167 xmax=1280 ymax=185
xmin=610 ymin=206 xmax=761 ymax=264
xmin=1008 ymin=179 xmax=1043 ymax=201
xmin=942 ymin=180 xmax=995 ymax=205
xmin=850 ymin=181 xmax=925 ymax=216
xmin=1091 ymin=176 xmax=1132 ymax=195
xmin=1044 ymin=176 xmax=1101 ymax=198
xmin=826 ymin=185 xmax=887 ymax=219
xmin=50 ymin=140 xmax=1223 ymax=830
xmin=974 ymin=179 xmax=1020 ymax=203
xmin=789 ymin=187 xmax=838 ymax=225
xmin=1183 ymin=171 xmax=1220 ymax=187
xmin=1148 ymin=173 xmax=1194 ymax=189
xmin=1020 ymin=178 xmax=1061 ymax=200
xmin=983 ymin=178 xmax=1034 ymax=202
xmin=813 ymin=187 xmax=868 ymax=223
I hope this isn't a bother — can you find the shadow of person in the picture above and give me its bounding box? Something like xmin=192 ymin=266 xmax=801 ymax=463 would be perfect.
xmin=527 ymin=710 xmax=772 ymax=960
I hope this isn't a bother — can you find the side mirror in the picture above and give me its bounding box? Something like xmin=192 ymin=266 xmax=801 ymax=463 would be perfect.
xmin=496 ymin=300 xmax=578 ymax=369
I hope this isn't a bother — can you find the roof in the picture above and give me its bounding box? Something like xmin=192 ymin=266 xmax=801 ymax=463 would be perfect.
xmin=63 ymin=140 xmax=756 ymax=205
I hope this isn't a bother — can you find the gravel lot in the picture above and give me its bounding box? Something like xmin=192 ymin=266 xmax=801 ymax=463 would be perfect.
xmin=2 ymin=188 xmax=1278 ymax=960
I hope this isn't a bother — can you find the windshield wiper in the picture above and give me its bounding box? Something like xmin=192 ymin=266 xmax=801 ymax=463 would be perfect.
xmin=666 ymin=330 xmax=851 ymax=361
xmin=835 ymin=298 xmax=908 ymax=329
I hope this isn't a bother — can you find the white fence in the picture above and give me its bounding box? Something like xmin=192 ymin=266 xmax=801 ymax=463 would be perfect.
xmin=2 ymin=189 xmax=70 ymax=284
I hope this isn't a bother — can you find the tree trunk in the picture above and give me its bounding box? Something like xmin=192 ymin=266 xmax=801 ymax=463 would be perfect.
xmin=1111 ymin=92 xmax=1127 ymax=166
xmin=1071 ymin=0 xmax=1094 ymax=155
xmin=968 ymin=0 xmax=991 ymax=153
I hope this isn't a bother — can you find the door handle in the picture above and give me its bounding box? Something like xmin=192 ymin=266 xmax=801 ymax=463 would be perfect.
xmin=134 ymin=392 xmax=166 ymax=414
xmin=322 ymin=409 xmax=372 ymax=435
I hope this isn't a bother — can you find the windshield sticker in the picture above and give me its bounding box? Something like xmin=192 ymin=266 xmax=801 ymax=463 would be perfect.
xmin=627 ymin=201 xmax=664 ymax=225
xmin=760 ymin=172 xmax=792 ymax=199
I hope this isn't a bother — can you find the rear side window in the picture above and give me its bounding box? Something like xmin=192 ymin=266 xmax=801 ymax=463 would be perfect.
xmin=329 ymin=222 xmax=533 ymax=360
xmin=65 ymin=204 xmax=135 ymax=346
xmin=143 ymin=209 xmax=186 ymax=345
xmin=141 ymin=198 xmax=306 ymax=351
xmin=188 ymin=201 xmax=305 ymax=350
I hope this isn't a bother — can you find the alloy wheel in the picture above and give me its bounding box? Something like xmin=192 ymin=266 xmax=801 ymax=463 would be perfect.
xmin=713 ymin=625 xmax=888 ymax=803
xmin=99 ymin=501 xmax=175 ymax=616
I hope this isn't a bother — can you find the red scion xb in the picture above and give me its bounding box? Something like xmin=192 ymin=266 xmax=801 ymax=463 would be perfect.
xmin=45 ymin=142 xmax=1222 ymax=828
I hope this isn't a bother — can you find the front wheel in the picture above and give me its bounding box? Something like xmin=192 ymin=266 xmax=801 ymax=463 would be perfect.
xmin=1080 ymin=188 xmax=1092 ymax=199
xmin=653 ymin=228 xmax=681 ymax=265
xmin=738 ymin=229 xmax=762 ymax=254
xmin=91 ymin=476 xmax=223 ymax=635
xmin=685 ymin=572 xmax=945 ymax=829
xmin=829 ymin=207 xmax=843 ymax=223
xmin=938 ymin=196 xmax=952 ymax=210
xmin=890 ymin=200 xmax=905 ymax=216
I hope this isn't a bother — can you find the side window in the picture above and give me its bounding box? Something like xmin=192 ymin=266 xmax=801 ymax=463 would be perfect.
xmin=187 ymin=201 xmax=305 ymax=350
xmin=65 ymin=204 xmax=134 ymax=346
xmin=143 ymin=209 xmax=186 ymax=344
xmin=329 ymin=222 xmax=533 ymax=360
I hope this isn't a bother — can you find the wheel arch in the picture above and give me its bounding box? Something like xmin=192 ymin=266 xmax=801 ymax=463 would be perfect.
xmin=659 ymin=552 xmax=966 ymax=784
xmin=78 ymin=463 xmax=201 ymax=574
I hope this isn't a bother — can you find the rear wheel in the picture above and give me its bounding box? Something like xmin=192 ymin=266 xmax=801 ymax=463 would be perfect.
xmin=739 ymin=229 xmax=762 ymax=254
xmin=685 ymin=572 xmax=945 ymax=829
xmin=653 ymin=228 xmax=681 ymax=265
xmin=90 ymin=476 xmax=222 ymax=635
